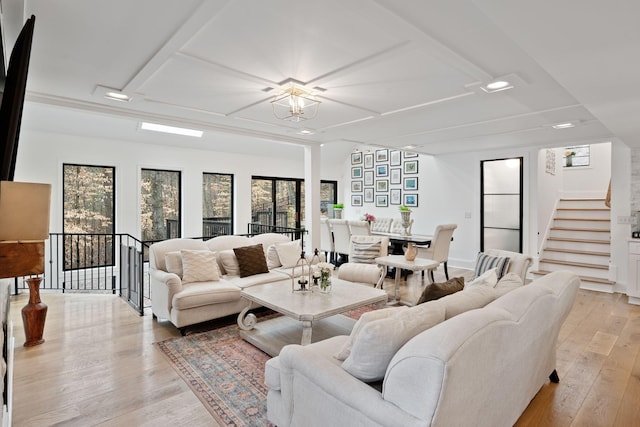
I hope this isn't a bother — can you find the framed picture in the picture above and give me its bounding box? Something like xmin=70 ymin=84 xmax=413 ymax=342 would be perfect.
xmin=376 ymin=179 xmax=389 ymax=192
xmin=364 ymin=170 xmax=374 ymax=186
xmin=404 ymin=151 xmax=418 ymax=158
xmin=351 ymin=180 xmax=363 ymax=192
xmin=404 ymin=160 xmax=418 ymax=174
xmin=390 ymin=168 xmax=401 ymax=185
xmin=364 ymin=153 xmax=374 ymax=169
xmin=390 ymin=188 xmax=401 ymax=205
xmin=376 ymin=163 xmax=388 ymax=177
xmin=404 ymin=193 xmax=418 ymax=207
xmin=403 ymin=176 xmax=418 ymax=191
xmin=351 ymin=194 xmax=363 ymax=207
xmin=376 ymin=194 xmax=388 ymax=207
xmin=351 ymin=152 xmax=362 ymax=165
xmin=364 ymin=187 xmax=374 ymax=203
xmin=351 ymin=166 xmax=363 ymax=179
xmin=390 ymin=150 xmax=401 ymax=166
xmin=376 ymin=149 xmax=388 ymax=162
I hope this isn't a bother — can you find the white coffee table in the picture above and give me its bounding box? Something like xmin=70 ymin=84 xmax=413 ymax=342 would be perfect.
xmin=238 ymin=277 xmax=387 ymax=356
xmin=375 ymin=255 xmax=439 ymax=305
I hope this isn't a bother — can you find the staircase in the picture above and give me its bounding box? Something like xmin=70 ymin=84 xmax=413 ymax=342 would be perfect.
xmin=532 ymin=198 xmax=614 ymax=292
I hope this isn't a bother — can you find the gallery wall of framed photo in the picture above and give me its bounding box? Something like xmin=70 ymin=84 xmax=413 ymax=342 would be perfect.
xmin=350 ymin=149 xmax=419 ymax=208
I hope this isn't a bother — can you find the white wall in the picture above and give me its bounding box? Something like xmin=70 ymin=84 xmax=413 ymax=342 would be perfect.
xmin=341 ymin=146 xmax=536 ymax=269
xmin=14 ymin=129 xmax=344 ymax=239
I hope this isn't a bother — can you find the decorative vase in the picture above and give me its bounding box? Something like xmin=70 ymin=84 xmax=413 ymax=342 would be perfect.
xmin=566 ymin=156 xmax=573 ymax=167
xmin=320 ymin=273 xmax=332 ymax=293
xmin=22 ymin=277 xmax=48 ymax=347
xmin=405 ymin=242 xmax=417 ymax=261
xmin=400 ymin=210 xmax=412 ymax=235
xmin=334 ymin=208 xmax=343 ymax=219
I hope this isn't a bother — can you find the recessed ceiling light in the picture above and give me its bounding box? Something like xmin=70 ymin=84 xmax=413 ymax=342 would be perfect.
xmin=104 ymin=91 xmax=131 ymax=102
xmin=481 ymin=80 xmax=513 ymax=93
xmin=402 ymin=145 xmax=416 ymax=150
xmin=552 ymin=122 xmax=576 ymax=129
xmin=297 ymin=129 xmax=315 ymax=135
xmin=140 ymin=122 xmax=203 ymax=138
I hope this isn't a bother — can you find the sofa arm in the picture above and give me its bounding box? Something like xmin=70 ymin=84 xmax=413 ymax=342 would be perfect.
xmin=336 ymin=263 xmax=384 ymax=287
xmin=149 ymin=268 xmax=182 ymax=319
xmin=273 ymin=344 xmax=419 ymax=427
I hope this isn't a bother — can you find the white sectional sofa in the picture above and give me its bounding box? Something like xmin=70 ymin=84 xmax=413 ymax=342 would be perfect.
xmin=149 ymin=233 xmax=321 ymax=334
xmin=266 ymin=270 xmax=580 ymax=427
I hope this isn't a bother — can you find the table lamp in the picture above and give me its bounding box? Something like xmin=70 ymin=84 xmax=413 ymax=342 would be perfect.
xmin=0 ymin=181 xmax=52 ymax=346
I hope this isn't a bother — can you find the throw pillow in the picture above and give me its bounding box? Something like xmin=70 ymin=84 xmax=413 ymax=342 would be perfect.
xmin=218 ymin=249 xmax=240 ymax=276
xmin=180 ymin=250 xmax=220 ymax=284
xmin=341 ymin=301 xmax=445 ymax=382
xmin=266 ymin=244 xmax=282 ymax=269
xmin=465 ymin=267 xmax=498 ymax=289
xmin=274 ymin=240 xmax=302 ymax=268
xmin=416 ymin=276 xmax=465 ymax=304
xmin=164 ymin=251 xmax=183 ymax=278
xmin=233 ymin=244 xmax=269 ymax=278
xmin=351 ymin=241 xmax=381 ymax=264
xmin=334 ymin=306 xmax=408 ymax=361
xmin=473 ymin=252 xmax=510 ymax=279
xmin=496 ymin=271 xmax=524 ymax=288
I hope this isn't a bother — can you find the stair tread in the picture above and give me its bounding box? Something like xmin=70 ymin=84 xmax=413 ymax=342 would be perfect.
xmin=557 ymin=208 xmax=610 ymax=211
xmin=560 ymin=198 xmax=606 ymax=201
xmin=554 ymin=217 xmax=610 ymax=222
xmin=539 ymin=258 xmax=608 ymax=269
xmin=547 ymin=237 xmax=610 ymax=244
xmin=531 ymin=270 xmax=615 ymax=285
xmin=543 ymin=248 xmax=610 ymax=257
xmin=550 ymin=226 xmax=610 ymax=232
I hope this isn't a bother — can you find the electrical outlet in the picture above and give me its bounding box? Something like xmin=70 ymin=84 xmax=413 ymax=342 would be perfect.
xmin=618 ymin=216 xmax=632 ymax=224
xmin=464 ymin=212 xmax=472 ymax=219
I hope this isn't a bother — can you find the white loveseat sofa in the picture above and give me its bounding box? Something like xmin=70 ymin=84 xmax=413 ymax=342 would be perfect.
xmin=266 ymin=270 xmax=580 ymax=426
xmin=150 ymin=233 xmax=319 ymax=333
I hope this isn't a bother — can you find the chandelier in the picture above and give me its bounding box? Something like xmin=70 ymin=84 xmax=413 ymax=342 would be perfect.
xmin=271 ymin=84 xmax=320 ymax=122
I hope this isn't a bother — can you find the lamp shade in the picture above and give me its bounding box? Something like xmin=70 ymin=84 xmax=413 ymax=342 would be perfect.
xmin=0 ymin=181 xmax=51 ymax=241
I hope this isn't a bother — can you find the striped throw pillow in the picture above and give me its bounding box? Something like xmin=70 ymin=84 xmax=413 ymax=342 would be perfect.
xmin=474 ymin=252 xmax=510 ymax=280
xmin=351 ymin=241 xmax=381 ymax=264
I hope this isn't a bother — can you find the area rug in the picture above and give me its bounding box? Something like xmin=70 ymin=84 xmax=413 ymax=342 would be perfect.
xmin=156 ymin=305 xmax=376 ymax=426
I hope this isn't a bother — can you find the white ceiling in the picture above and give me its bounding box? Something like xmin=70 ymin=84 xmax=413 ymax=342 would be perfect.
xmin=4 ymin=0 xmax=639 ymax=157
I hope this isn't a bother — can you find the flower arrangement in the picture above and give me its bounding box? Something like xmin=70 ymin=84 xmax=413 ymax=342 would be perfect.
xmin=361 ymin=213 xmax=375 ymax=223
xmin=333 ymin=203 xmax=344 ymax=209
xmin=399 ymin=205 xmax=411 ymax=212
xmin=314 ymin=262 xmax=334 ymax=291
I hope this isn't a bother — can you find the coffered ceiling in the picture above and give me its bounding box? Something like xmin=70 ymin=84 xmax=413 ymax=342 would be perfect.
xmin=3 ymin=0 xmax=639 ymax=156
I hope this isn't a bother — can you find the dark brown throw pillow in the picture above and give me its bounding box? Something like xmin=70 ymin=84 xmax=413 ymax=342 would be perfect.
xmin=417 ymin=277 xmax=465 ymax=305
xmin=234 ymin=244 xmax=269 ymax=278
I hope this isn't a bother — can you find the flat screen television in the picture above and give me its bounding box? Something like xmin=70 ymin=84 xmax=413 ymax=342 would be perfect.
xmin=0 ymin=15 xmax=35 ymax=181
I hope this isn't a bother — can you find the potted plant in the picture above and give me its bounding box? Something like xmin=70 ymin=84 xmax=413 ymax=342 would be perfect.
xmin=565 ymin=150 xmax=576 ymax=167
xmin=333 ymin=203 xmax=344 ymax=219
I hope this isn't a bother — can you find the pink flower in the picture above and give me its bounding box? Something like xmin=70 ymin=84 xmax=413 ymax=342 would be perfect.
xmin=361 ymin=213 xmax=375 ymax=222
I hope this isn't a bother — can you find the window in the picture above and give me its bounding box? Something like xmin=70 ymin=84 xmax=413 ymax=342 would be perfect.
xmin=140 ymin=169 xmax=181 ymax=241
xmin=321 ymin=181 xmax=337 ymax=217
xmin=203 ymin=173 xmax=233 ymax=237
xmin=563 ymin=145 xmax=590 ymax=168
xmin=63 ymin=164 xmax=115 ymax=269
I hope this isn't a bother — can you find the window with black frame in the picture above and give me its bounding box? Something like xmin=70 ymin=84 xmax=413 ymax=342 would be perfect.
xmin=203 ymin=172 xmax=233 ymax=237
xmin=140 ymin=168 xmax=181 ymax=242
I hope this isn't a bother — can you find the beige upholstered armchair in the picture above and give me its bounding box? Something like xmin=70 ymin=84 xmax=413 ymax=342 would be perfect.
xmin=336 ymin=235 xmax=390 ymax=288
xmin=416 ymin=224 xmax=457 ymax=282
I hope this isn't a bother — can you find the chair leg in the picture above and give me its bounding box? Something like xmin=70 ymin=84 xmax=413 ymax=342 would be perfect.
xmin=429 ymin=269 xmax=435 ymax=283
xmin=444 ymin=262 xmax=449 ymax=280
xmin=549 ymin=369 xmax=560 ymax=383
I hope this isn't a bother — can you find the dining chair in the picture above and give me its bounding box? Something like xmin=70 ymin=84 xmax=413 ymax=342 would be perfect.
xmin=329 ymin=219 xmax=352 ymax=264
xmin=320 ymin=218 xmax=335 ymax=263
xmin=336 ymin=235 xmax=390 ymax=288
xmin=416 ymin=224 xmax=457 ymax=282
xmin=390 ymin=218 xmax=412 ymax=235
xmin=369 ymin=217 xmax=393 ymax=234
xmin=348 ymin=219 xmax=371 ymax=236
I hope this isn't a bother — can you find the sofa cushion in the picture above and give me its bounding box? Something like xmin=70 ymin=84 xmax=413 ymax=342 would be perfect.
xmin=341 ymin=301 xmax=445 ymax=382
xmin=274 ymin=240 xmax=302 ymax=268
xmin=416 ymin=277 xmax=465 ymax=304
xmin=473 ymin=252 xmax=510 ymax=279
xmin=205 ymin=235 xmax=253 ymax=274
xmin=439 ymin=284 xmax=499 ymax=319
xmin=171 ymin=280 xmax=241 ymax=310
xmin=351 ymin=240 xmax=381 ymax=264
xmin=165 ymin=251 xmax=183 ymax=278
xmin=250 ymin=233 xmax=291 ymax=252
xmin=465 ymin=267 xmax=498 ymax=289
xmin=225 ymin=270 xmax=291 ymax=289
xmin=180 ymin=249 xmax=221 ymax=283
xmin=335 ymin=306 xmax=407 ymax=361
xmin=266 ymin=244 xmax=282 ymax=269
xmin=218 ymin=250 xmax=240 ymax=276
xmin=233 ymin=244 xmax=269 ymax=278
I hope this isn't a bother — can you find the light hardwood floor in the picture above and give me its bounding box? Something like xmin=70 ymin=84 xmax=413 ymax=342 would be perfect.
xmin=8 ymin=267 xmax=640 ymax=426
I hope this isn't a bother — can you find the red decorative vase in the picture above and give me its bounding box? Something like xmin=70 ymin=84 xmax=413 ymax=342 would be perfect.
xmin=22 ymin=277 xmax=47 ymax=347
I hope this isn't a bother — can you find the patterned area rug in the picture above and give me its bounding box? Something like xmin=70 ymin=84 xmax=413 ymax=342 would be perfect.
xmin=156 ymin=305 xmax=375 ymax=426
